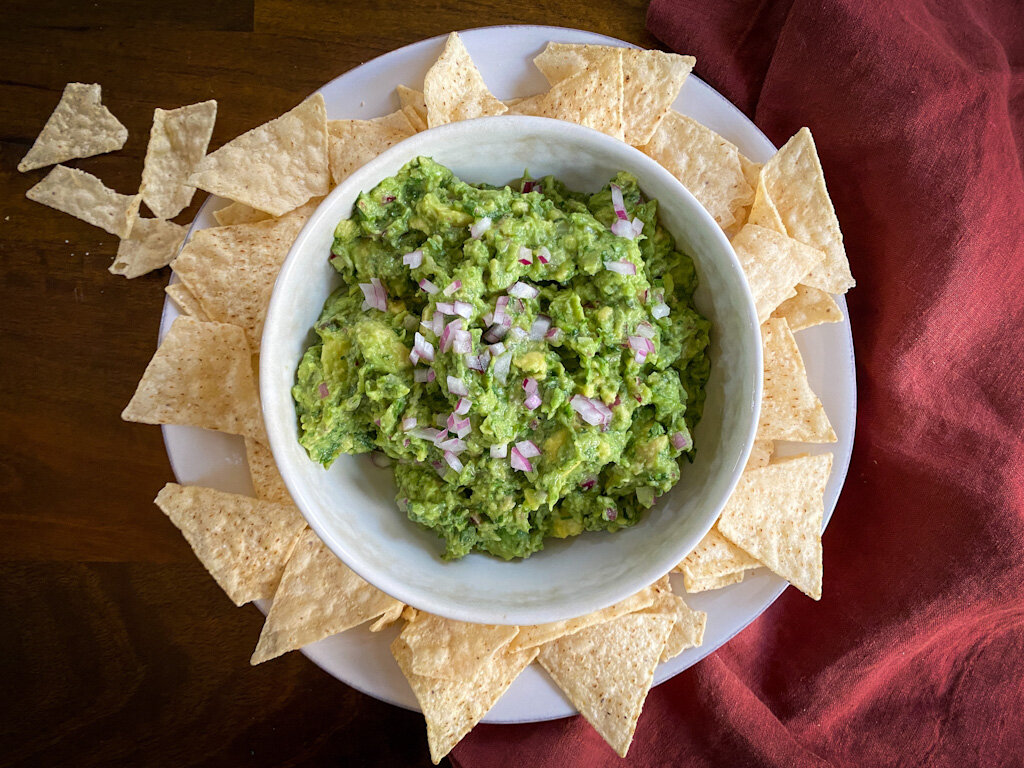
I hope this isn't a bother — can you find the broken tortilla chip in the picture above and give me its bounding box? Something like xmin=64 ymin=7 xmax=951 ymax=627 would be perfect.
xmin=121 ymin=316 xmax=264 ymax=439
xmin=109 ymin=217 xmax=187 ymax=279
xmin=154 ymin=483 xmax=306 ymax=606
xmin=680 ymin=568 xmax=748 ymax=593
xmin=396 ymin=84 xmax=428 ymax=131
xmin=717 ymin=453 xmax=833 ymax=599
xmin=424 ymin=33 xmax=508 ymax=128
xmin=400 ymin=613 xmax=519 ymax=681
xmin=140 ymin=100 xmax=217 ymax=219
xmin=212 ymin=201 xmax=272 ymax=227
xmin=244 ymin=438 xmax=291 ymax=504
xmin=642 ymin=593 xmax=707 ymax=662
xmin=187 ymin=93 xmax=328 ymax=217
xmin=369 ymin=601 xmax=406 ymax=633
xmin=757 ymin=317 xmax=837 ymax=442
xmin=327 ymin=110 xmax=415 ymax=185
xmin=26 ymin=165 xmax=140 ymax=238
xmin=731 ymin=223 xmax=825 ymax=323
xmin=251 ymin=527 xmax=402 ymax=664
xmin=165 ymin=281 xmax=209 ymax=320
xmin=18 ymin=83 xmax=128 ymax=172
xmin=675 ymin=527 xmax=761 ymax=594
xmin=773 ymin=284 xmax=843 ymax=331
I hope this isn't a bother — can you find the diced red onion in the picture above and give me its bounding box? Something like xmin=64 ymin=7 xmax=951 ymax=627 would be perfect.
xmin=412 ymin=332 xmax=434 ymax=364
xmin=433 ymin=428 xmax=449 ymax=445
xmin=454 ymin=398 xmax=471 ymax=415
xmin=403 ymin=249 xmax=423 ymax=268
xmin=651 ymin=302 xmax=671 ymax=319
xmin=516 ymin=440 xmax=541 ymax=459
xmin=604 ymin=259 xmax=637 ymax=275
xmin=570 ymin=394 xmax=613 ymax=426
xmin=494 ymin=295 xmax=511 ymax=325
xmin=382 ymin=195 xmax=396 ymax=203
xmin=443 ymin=451 xmax=464 ymax=472
xmin=452 ymin=329 xmax=472 ymax=354
xmin=524 ymin=393 xmax=541 ymax=411
xmin=605 ymin=507 xmax=617 ymax=521
xmin=419 ymin=278 xmax=439 ymax=294
xmin=509 ymin=445 xmax=533 ymax=472
xmin=414 ymin=368 xmax=435 ymax=383
xmin=402 ymin=417 xmax=417 ymax=430
xmin=581 ymin=476 xmax=597 ymax=490
xmin=493 ymin=352 xmax=512 ymax=384
xmin=529 ymin=315 xmax=551 ymax=341
xmin=359 ymin=279 xmax=387 ymax=311
xmin=482 ymin=311 xmax=493 ymax=326
xmin=671 ymin=432 xmax=693 ymax=451
xmin=482 ymin=323 xmax=508 ymax=344
xmin=318 ymin=382 xmax=329 ymax=399
xmin=454 ymin=418 xmax=471 ymax=439
xmin=453 ymin=300 xmax=473 ymax=319
xmin=409 ymin=427 xmax=442 ymax=441
xmin=508 ymin=281 xmax=538 ymax=299
xmin=447 ymin=375 xmax=468 ymax=397
xmin=545 ymin=327 xmax=563 ymax=343
xmin=470 ymin=217 xmax=491 ymax=239
xmin=610 ymin=183 xmax=628 ymax=221
xmin=628 ymin=335 xmax=653 ymax=363
xmin=370 ymin=452 xmax=392 ymax=468
xmin=435 ymin=301 xmax=455 ymax=315
xmin=510 ymin=326 xmax=528 ymax=340
xmin=443 ymin=279 xmax=462 ymax=296
xmin=432 ymin=313 xmax=445 ymax=337
xmin=490 ymin=443 xmax=508 ymax=458
xmin=465 ymin=352 xmax=487 ymax=372
xmin=636 ymin=321 xmax=656 ymax=339
xmin=522 ymin=180 xmax=538 ymax=193
xmin=631 ymin=217 xmax=644 ymax=237
xmin=489 ymin=341 xmax=505 ymax=355
xmin=536 ymin=246 xmax=551 ymax=264
xmin=610 ymin=218 xmax=636 ymax=239
xmin=529 ymin=418 xmax=540 ymax=430
xmin=440 ymin=319 xmax=462 ymax=353
xmin=518 ymin=246 xmax=533 ymax=266
xmin=432 ymin=460 xmax=446 ymax=477
xmin=523 ymin=377 xmax=539 ymax=396
xmin=438 ymin=437 xmax=467 ymax=454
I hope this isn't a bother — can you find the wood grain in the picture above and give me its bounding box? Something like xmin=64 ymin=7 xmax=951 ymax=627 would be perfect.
xmin=0 ymin=2 xmax=659 ymax=765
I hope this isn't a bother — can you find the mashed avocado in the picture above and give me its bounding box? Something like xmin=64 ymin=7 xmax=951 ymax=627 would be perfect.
xmin=294 ymin=157 xmax=710 ymax=560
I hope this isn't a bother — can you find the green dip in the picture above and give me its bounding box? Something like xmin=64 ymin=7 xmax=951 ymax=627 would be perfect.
xmin=294 ymin=157 xmax=710 ymax=560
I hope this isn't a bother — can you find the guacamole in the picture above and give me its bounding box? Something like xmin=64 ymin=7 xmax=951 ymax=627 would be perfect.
xmin=293 ymin=157 xmax=711 ymax=560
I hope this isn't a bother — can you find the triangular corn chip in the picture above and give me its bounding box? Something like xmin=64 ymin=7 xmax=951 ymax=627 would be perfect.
xmin=642 ymin=592 xmax=707 ymax=662
xmin=717 ymin=453 xmax=833 ymax=599
xmin=244 ymin=438 xmax=291 ymax=504
xmin=392 ymin=638 xmax=538 ymax=764
xmin=538 ymin=612 xmax=674 ymax=757
xmin=327 ymin=110 xmax=415 ymax=185
xmin=213 ymin=201 xmax=272 ymax=227
xmin=424 ymin=33 xmax=508 ymax=128
xmin=18 ymin=83 xmax=128 ymax=172
xmin=731 ymin=223 xmax=825 ymax=322
xmin=109 ymin=216 xmax=187 ymax=279
xmin=26 ymin=165 xmax=140 ymax=238
xmin=773 ymin=284 xmax=843 ymax=331
xmin=187 ymin=94 xmax=328 ymax=217
xmin=400 ymin=613 xmax=519 ymax=681
xmin=121 ymin=316 xmax=264 ymax=439
xmin=675 ymin=527 xmax=761 ymax=593
xmin=154 ymin=483 xmax=306 ymax=606
xmin=251 ymin=527 xmax=402 ymax=664
xmin=396 ymin=84 xmax=428 ymax=131
xmin=165 ymin=281 xmax=209 ymax=320
xmin=757 ymin=317 xmax=837 ymax=442
xmin=679 ymin=569 xmax=748 ymax=592
xmin=140 ymin=100 xmax=217 ymax=219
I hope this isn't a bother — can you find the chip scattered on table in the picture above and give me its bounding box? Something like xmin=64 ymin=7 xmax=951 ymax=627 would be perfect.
xmin=121 ymin=316 xmax=264 ymax=439
xmin=187 ymin=93 xmax=329 ymax=217
xmin=731 ymin=223 xmax=825 ymax=322
xmin=400 ymin=613 xmax=519 ymax=682
xmin=140 ymin=100 xmax=217 ymax=219
xmin=18 ymin=82 xmax=128 ymax=172
xmin=26 ymin=165 xmax=140 ymax=238
xmin=717 ymin=453 xmax=833 ymax=599
xmin=251 ymin=527 xmax=403 ymax=664
xmin=773 ymin=284 xmax=843 ymax=331
xmin=424 ymin=32 xmax=508 ymax=128
xmin=327 ymin=110 xmax=416 ymax=185
xmin=154 ymin=483 xmax=306 ymax=606
xmin=109 ymin=216 xmax=187 ymax=279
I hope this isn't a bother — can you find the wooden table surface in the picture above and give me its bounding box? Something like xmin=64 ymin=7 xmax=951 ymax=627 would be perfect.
xmin=0 ymin=2 xmax=661 ymax=766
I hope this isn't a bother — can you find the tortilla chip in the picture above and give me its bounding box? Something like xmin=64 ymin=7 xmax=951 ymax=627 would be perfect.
xmin=165 ymin=281 xmax=209 ymax=320
xmin=392 ymin=638 xmax=538 ymax=764
xmin=369 ymin=601 xmax=406 ymax=632
xmin=509 ymin=47 xmax=624 ymax=141
xmin=675 ymin=527 xmax=762 ymax=594
xmin=26 ymin=165 xmax=140 ymax=238
xmin=121 ymin=316 xmax=264 ymax=439
xmin=533 ymin=44 xmax=694 ymax=146
xmin=244 ymin=438 xmax=291 ymax=504
xmin=154 ymin=483 xmax=306 ymax=606
xmin=681 ymin=569 xmax=748 ymax=593
xmin=399 ymin=613 xmax=519 ymax=681
xmin=171 ymin=198 xmax=317 ymax=349
xmin=746 ymin=439 xmax=774 ymax=470
xmin=639 ymin=111 xmax=753 ymax=230
xmin=642 ymin=593 xmax=707 ymax=662
xmin=396 ymin=85 xmax=428 ymax=131
xmin=510 ymin=576 xmax=666 ymax=651
xmin=731 ymin=223 xmax=825 ymax=323
xmin=758 ymin=128 xmax=854 ymax=293
xmin=108 ymin=217 xmax=187 ymax=279
xmin=424 ymin=33 xmax=508 ymax=128
xmin=773 ymin=284 xmax=843 ymax=331
xmin=327 ymin=110 xmax=416 ymax=185
xmin=18 ymin=83 xmax=128 ymax=172
xmin=757 ymin=317 xmax=837 ymax=442
xmin=251 ymin=527 xmax=402 ymax=664
xmin=187 ymin=94 xmax=329 ymax=217
xmin=717 ymin=453 xmax=833 ymax=599
xmin=213 ymin=201 xmax=272 ymax=227
xmin=538 ymin=612 xmax=674 ymax=757
xmin=140 ymin=100 xmax=217 ymax=219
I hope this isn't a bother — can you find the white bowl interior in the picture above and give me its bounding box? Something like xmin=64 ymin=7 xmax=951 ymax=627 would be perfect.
xmin=262 ymin=116 xmax=761 ymax=625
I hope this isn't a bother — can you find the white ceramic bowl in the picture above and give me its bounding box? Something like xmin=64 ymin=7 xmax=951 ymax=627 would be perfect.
xmin=261 ymin=115 xmax=761 ymax=625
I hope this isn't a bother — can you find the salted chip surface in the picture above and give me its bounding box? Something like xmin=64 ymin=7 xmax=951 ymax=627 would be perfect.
xmin=675 ymin=527 xmax=761 ymax=593
xmin=717 ymin=453 xmax=833 ymax=599
xmin=746 ymin=439 xmax=774 ymax=470
xmin=154 ymin=483 xmax=306 ymax=606
xmin=681 ymin=569 xmax=747 ymax=592
xmin=244 ymin=438 xmax=291 ymax=504
xmin=26 ymin=165 xmax=140 ymax=238
xmin=109 ymin=217 xmax=187 ymax=279
xmin=165 ymin=281 xmax=209 ymax=320
xmin=758 ymin=317 xmax=837 ymax=442
xmin=187 ymin=93 xmax=328 ymax=217
xmin=396 ymin=85 xmax=428 ymax=131
xmin=400 ymin=613 xmax=519 ymax=681
xmin=640 ymin=111 xmax=753 ymax=230
xmin=121 ymin=316 xmax=264 ymax=439
xmin=533 ymin=44 xmax=694 ymax=146
xmin=213 ymin=201 xmax=272 ymax=227
xmin=18 ymin=83 xmax=128 ymax=172
xmin=510 ymin=576 xmax=665 ymax=651
xmin=140 ymin=100 xmax=217 ymax=219
xmin=773 ymin=284 xmax=843 ymax=331
xmin=538 ymin=612 xmax=674 ymax=757
xmin=392 ymin=638 xmax=538 ymax=764
xmin=251 ymin=527 xmax=402 ymax=664
xmin=509 ymin=47 xmax=624 ymax=141
xmin=642 ymin=593 xmax=707 ymax=662
xmin=758 ymin=128 xmax=854 ymax=293
xmin=424 ymin=32 xmax=508 ymax=128
xmin=327 ymin=110 xmax=415 ymax=185
xmin=171 ymin=198 xmax=317 ymax=349
xmin=731 ymin=223 xmax=825 ymax=322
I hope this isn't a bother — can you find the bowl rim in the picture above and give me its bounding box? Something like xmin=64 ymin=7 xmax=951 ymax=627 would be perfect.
xmin=261 ymin=114 xmax=762 ymax=625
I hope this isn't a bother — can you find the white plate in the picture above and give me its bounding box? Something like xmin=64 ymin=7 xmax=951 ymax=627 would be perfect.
xmin=160 ymin=25 xmax=856 ymax=723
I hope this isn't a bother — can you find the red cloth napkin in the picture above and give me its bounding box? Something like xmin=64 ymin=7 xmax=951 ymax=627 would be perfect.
xmin=452 ymin=1 xmax=1024 ymax=765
